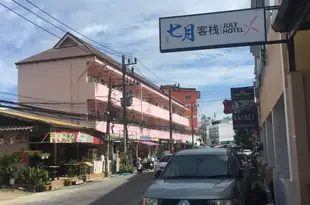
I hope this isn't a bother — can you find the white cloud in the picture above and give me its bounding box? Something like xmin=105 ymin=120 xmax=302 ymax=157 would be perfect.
xmin=81 ymin=24 xmax=109 ymax=35
xmin=0 ymin=0 xmax=255 ymax=134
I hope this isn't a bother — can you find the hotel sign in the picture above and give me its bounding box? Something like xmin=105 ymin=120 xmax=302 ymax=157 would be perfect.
xmin=159 ymin=8 xmax=266 ymax=52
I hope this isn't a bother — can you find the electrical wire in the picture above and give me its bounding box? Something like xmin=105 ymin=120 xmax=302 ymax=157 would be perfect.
xmin=0 ymin=2 xmax=60 ymax=38
xmin=12 ymin=0 xmax=66 ymax=33
xmin=23 ymin=0 xmax=125 ymax=58
xmin=20 ymin=0 xmax=180 ymax=86
xmin=136 ymin=59 xmax=169 ymax=84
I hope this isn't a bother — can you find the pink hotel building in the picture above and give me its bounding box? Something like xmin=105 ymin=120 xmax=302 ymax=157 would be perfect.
xmin=16 ymin=32 xmax=192 ymax=142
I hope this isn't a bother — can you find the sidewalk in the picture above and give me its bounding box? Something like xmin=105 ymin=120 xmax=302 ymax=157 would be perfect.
xmin=0 ymin=188 xmax=32 ymax=201
xmin=0 ymin=172 xmax=145 ymax=205
xmin=0 ymin=173 xmax=137 ymax=203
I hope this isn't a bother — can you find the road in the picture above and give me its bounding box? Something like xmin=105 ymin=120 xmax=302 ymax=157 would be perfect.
xmin=2 ymin=172 xmax=153 ymax=205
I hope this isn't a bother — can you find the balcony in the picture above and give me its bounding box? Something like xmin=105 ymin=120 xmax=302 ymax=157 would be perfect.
xmin=86 ymin=82 xmax=189 ymax=127
xmin=94 ymin=121 xmax=192 ymax=142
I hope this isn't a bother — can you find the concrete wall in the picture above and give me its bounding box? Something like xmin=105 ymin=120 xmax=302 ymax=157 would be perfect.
xmin=0 ymin=131 xmax=28 ymax=156
xmin=18 ymin=57 xmax=95 ymax=116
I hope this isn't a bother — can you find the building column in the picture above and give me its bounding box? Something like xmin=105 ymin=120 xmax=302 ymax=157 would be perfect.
xmin=287 ymin=72 xmax=310 ymax=205
xmin=265 ymin=115 xmax=275 ymax=168
xmin=271 ymin=96 xmax=290 ymax=205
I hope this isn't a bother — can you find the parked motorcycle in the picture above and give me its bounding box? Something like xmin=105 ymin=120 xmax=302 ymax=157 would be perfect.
xmin=136 ymin=157 xmax=144 ymax=173
xmin=145 ymin=160 xmax=154 ymax=170
xmin=136 ymin=157 xmax=154 ymax=173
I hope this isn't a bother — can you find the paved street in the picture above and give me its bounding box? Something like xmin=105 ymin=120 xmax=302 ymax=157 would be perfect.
xmin=1 ymin=172 xmax=153 ymax=205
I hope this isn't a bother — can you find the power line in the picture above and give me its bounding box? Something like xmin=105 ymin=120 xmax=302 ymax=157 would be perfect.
xmin=12 ymin=0 xmax=66 ymax=33
xmin=137 ymin=59 xmax=169 ymax=84
xmin=199 ymin=99 xmax=230 ymax=103
xmin=0 ymin=2 xmax=61 ymax=38
xmin=22 ymin=0 xmax=177 ymax=85
xmin=4 ymin=1 xmax=176 ymax=92
xmin=24 ymin=0 xmax=125 ymax=57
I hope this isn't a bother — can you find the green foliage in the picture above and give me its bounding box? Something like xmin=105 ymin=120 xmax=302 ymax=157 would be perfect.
xmin=119 ymin=155 xmax=134 ymax=173
xmin=233 ymin=129 xmax=254 ymax=149
xmin=67 ymin=160 xmax=79 ymax=178
xmin=0 ymin=154 xmax=21 ymax=184
xmin=16 ymin=167 xmax=49 ymax=186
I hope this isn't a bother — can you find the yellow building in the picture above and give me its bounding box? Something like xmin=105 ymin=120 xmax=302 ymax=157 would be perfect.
xmin=252 ymin=0 xmax=310 ymax=205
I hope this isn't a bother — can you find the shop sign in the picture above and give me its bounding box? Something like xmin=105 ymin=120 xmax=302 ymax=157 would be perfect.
xmin=0 ymin=136 xmax=15 ymax=144
xmin=76 ymin=132 xmax=93 ymax=143
xmin=231 ymin=86 xmax=255 ymax=101
xmin=159 ymin=8 xmax=266 ymax=53
xmin=50 ymin=132 xmax=75 ymax=143
xmin=232 ymin=112 xmax=258 ymax=129
xmin=230 ymin=86 xmax=258 ymax=130
xmin=140 ymin=136 xmax=151 ymax=141
xmin=159 ymin=139 xmax=169 ymax=144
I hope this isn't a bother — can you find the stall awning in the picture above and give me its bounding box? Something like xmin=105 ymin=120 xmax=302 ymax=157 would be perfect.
xmin=139 ymin=141 xmax=159 ymax=146
xmin=0 ymin=109 xmax=93 ymax=132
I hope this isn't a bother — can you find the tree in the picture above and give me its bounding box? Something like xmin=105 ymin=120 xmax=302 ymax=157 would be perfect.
xmin=198 ymin=114 xmax=210 ymax=143
xmin=233 ymin=129 xmax=254 ymax=149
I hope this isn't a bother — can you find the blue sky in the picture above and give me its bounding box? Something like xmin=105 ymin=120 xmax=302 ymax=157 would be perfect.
xmin=0 ymin=0 xmax=255 ymax=120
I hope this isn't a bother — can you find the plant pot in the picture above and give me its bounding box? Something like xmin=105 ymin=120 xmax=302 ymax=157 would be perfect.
xmin=9 ymin=178 xmax=15 ymax=185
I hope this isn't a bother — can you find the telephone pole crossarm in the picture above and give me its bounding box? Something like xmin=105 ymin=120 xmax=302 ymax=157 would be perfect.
xmin=121 ymin=55 xmax=137 ymax=154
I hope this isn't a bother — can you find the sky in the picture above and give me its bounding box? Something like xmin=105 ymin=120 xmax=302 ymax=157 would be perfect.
xmin=0 ymin=0 xmax=255 ymax=121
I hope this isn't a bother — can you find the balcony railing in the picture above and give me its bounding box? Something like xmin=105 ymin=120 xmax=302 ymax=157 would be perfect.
xmin=90 ymin=82 xmax=189 ymax=127
xmin=94 ymin=121 xmax=192 ymax=142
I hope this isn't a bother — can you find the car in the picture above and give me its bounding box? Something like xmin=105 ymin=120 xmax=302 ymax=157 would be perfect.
xmin=243 ymin=149 xmax=252 ymax=156
xmin=154 ymin=154 xmax=173 ymax=172
xmin=141 ymin=148 xmax=251 ymax=205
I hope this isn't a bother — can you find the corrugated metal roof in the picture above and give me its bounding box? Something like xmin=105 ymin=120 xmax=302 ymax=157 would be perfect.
xmin=0 ymin=126 xmax=33 ymax=132
xmin=0 ymin=109 xmax=88 ymax=130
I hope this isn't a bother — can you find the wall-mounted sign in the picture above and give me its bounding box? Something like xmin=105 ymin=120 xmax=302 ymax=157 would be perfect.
xmin=230 ymin=86 xmax=258 ymax=130
xmin=50 ymin=132 xmax=102 ymax=144
xmin=159 ymin=139 xmax=169 ymax=144
xmin=159 ymin=8 xmax=266 ymax=53
xmin=50 ymin=132 xmax=75 ymax=143
xmin=0 ymin=136 xmax=15 ymax=144
xmin=233 ymin=112 xmax=258 ymax=129
xmin=231 ymin=86 xmax=255 ymax=101
xmin=140 ymin=136 xmax=151 ymax=141
xmin=76 ymin=132 xmax=93 ymax=143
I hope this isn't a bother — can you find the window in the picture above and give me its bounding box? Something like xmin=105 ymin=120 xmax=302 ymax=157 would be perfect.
xmin=159 ymin=155 xmax=172 ymax=162
xmin=184 ymin=95 xmax=192 ymax=100
xmin=87 ymin=75 xmax=92 ymax=82
xmin=162 ymin=154 xmax=230 ymax=179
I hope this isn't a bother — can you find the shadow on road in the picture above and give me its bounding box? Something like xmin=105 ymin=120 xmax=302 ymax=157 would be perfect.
xmin=90 ymin=172 xmax=154 ymax=205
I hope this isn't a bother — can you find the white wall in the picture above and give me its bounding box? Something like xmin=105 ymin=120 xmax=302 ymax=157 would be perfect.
xmin=218 ymin=121 xmax=234 ymax=142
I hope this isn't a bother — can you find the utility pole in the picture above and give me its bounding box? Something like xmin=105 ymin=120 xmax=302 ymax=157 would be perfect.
xmin=191 ymin=103 xmax=195 ymax=146
xmin=105 ymin=75 xmax=112 ymax=176
xmin=121 ymin=55 xmax=128 ymax=154
xmin=167 ymin=84 xmax=179 ymax=151
xmin=121 ymin=55 xmax=137 ymax=154
xmin=168 ymin=87 xmax=173 ymax=150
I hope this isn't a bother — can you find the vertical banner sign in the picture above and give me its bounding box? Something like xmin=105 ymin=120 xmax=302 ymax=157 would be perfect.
xmin=159 ymin=8 xmax=266 ymax=53
xmin=230 ymin=86 xmax=258 ymax=129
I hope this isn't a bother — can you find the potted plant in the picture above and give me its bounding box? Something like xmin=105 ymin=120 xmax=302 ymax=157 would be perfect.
xmin=40 ymin=153 xmax=50 ymax=160
xmin=7 ymin=166 xmax=17 ymax=185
